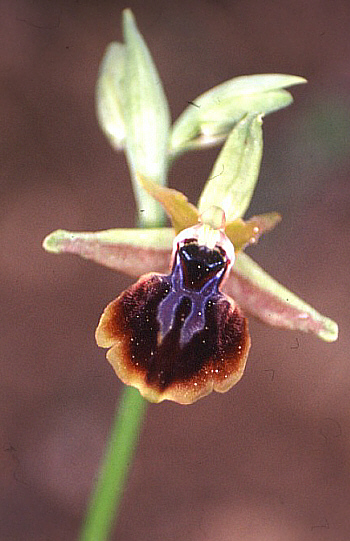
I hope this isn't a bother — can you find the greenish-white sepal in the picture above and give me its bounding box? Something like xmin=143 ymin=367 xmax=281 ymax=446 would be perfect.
xmin=196 ymin=73 xmax=306 ymax=105
xmin=171 ymin=133 xmax=227 ymax=157
xmin=170 ymin=74 xmax=306 ymax=153
xmin=95 ymin=42 xmax=126 ymax=150
xmin=169 ymin=107 xmax=199 ymax=156
xmin=227 ymin=253 xmax=338 ymax=342
xmin=43 ymin=228 xmax=174 ymax=251
xmin=122 ymin=9 xmax=171 ymax=226
xmin=42 ymin=228 xmax=174 ymax=277
xmin=198 ymin=89 xmax=293 ymax=134
xmin=198 ymin=114 xmax=263 ymax=221
xmin=170 ymin=89 xmax=291 ymax=155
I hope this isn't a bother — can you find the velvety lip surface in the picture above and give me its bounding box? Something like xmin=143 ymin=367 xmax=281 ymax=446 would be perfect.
xmin=96 ymin=272 xmax=250 ymax=404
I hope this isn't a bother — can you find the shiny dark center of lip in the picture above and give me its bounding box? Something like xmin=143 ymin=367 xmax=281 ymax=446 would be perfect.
xmin=117 ymin=273 xmax=247 ymax=392
xmin=156 ymin=242 xmax=228 ymax=347
xmin=178 ymin=243 xmax=226 ymax=291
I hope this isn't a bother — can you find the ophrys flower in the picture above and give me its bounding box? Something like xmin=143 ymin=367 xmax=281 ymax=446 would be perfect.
xmin=43 ymin=12 xmax=338 ymax=404
xmin=95 ymin=206 xmax=252 ymax=404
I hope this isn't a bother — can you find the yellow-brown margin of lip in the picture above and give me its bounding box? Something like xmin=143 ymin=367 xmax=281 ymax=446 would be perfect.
xmin=96 ymin=274 xmax=251 ymax=405
xmin=95 ymin=273 xmax=170 ymax=403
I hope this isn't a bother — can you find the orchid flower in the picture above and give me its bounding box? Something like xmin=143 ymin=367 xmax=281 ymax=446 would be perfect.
xmin=43 ymin=10 xmax=338 ymax=405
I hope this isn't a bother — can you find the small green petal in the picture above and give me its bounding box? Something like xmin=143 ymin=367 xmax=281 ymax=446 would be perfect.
xmin=96 ymin=42 xmax=126 ymax=150
xmin=170 ymin=74 xmax=306 ymax=154
xmin=42 ymin=228 xmax=173 ymax=277
xmin=198 ymin=114 xmax=263 ymax=221
xmin=225 ymin=253 xmax=338 ymax=342
xmin=137 ymin=174 xmax=199 ymax=234
xmin=225 ymin=212 xmax=281 ymax=251
xmin=123 ymin=9 xmax=171 ymax=226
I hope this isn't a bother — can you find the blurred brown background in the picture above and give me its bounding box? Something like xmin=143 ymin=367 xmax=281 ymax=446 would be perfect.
xmin=1 ymin=1 xmax=349 ymax=540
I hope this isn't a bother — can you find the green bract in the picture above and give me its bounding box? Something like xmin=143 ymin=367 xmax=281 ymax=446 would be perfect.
xmin=118 ymin=9 xmax=171 ymax=226
xmin=96 ymin=42 xmax=126 ymax=150
xmin=95 ymin=11 xmax=306 ymax=226
xmin=170 ymin=74 xmax=306 ymax=154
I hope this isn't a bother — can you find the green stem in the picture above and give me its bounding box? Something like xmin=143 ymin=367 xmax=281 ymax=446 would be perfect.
xmin=79 ymin=387 xmax=147 ymax=541
xmin=79 ymin=193 xmax=166 ymax=540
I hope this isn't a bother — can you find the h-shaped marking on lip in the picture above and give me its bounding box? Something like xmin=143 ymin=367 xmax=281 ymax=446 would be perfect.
xmin=156 ymin=250 xmax=227 ymax=348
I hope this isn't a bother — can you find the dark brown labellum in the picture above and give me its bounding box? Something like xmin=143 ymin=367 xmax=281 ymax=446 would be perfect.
xmin=96 ymin=233 xmax=251 ymax=404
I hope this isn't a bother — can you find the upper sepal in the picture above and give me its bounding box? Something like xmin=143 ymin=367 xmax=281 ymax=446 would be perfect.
xmin=198 ymin=115 xmax=263 ymax=221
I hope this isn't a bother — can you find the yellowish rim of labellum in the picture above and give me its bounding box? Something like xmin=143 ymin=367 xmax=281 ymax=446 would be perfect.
xmin=96 ymin=265 xmax=250 ymax=404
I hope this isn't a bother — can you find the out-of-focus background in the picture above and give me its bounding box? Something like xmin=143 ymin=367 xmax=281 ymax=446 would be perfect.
xmin=1 ymin=1 xmax=349 ymax=540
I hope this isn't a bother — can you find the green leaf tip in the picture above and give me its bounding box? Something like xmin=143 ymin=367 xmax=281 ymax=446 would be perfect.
xmin=122 ymin=8 xmax=135 ymax=24
xmin=42 ymin=229 xmax=67 ymax=253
